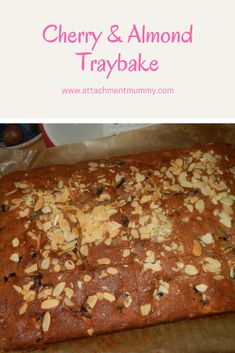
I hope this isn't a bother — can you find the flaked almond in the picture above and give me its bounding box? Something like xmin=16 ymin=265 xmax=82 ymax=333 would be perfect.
xmin=184 ymin=264 xmax=199 ymax=276
xmin=200 ymin=233 xmax=214 ymax=245
xmin=80 ymin=245 xmax=89 ymax=257
xmin=24 ymin=263 xmax=38 ymax=274
xmin=10 ymin=253 xmax=20 ymax=262
xmin=19 ymin=208 xmax=30 ymax=218
xmin=135 ymin=173 xmax=145 ymax=183
xmin=97 ymin=258 xmax=110 ymax=265
xmin=12 ymin=238 xmax=19 ymax=248
xmin=87 ymin=328 xmax=94 ymax=336
xmin=53 ymin=282 xmax=66 ymax=297
xmin=77 ymin=281 xmax=83 ymax=290
xmin=54 ymin=264 xmax=61 ymax=272
xmin=195 ymin=199 xmax=205 ymax=214
xmin=186 ymin=204 xmax=193 ymax=212
xmin=13 ymin=285 xmax=22 ymax=294
xmin=88 ymin=162 xmax=98 ymax=168
xmin=19 ymin=302 xmax=28 ymax=315
xmin=123 ymin=249 xmax=130 ymax=258
xmin=195 ymin=283 xmax=208 ymax=292
xmin=58 ymin=180 xmax=64 ymax=189
xmin=34 ymin=197 xmax=44 ymax=212
xmin=107 ymin=267 xmax=118 ymax=275
xmin=230 ymin=266 xmax=235 ymax=279
xmin=219 ymin=211 xmax=232 ymax=228
xmin=43 ymin=221 xmax=52 ymax=231
xmin=140 ymin=303 xmax=151 ymax=316
xmin=143 ymin=260 xmax=162 ymax=272
xmin=175 ymin=158 xmax=183 ymax=168
xmin=64 ymin=297 xmax=75 ymax=307
xmin=59 ymin=218 xmax=70 ymax=232
xmin=41 ymin=298 xmax=60 ymax=310
xmin=68 ymin=213 xmax=77 ymax=223
xmin=42 ymin=311 xmax=51 ymax=332
xmin=140 ymin=195 xmax=152 ymax=204
xmin=42 ymin=205 xmax=51 ymax=214
xmin=83 ymin=274 xmax=92 ymax=282
xmin=103 ymin=292 xmax=115 ymax=302
xmin=203 ymin=257 xmax=221 ymax=273
xmin=87 ymin=295 xmax=98 ymax=308
xmin=131 ymin=229 xmax=139 ymax=238
xmin=64 ymin=260 xmax=75 ymax=270
xmin=123 ymin=293 xmax=132 ymax=308
xmin=192 ymin=241 xmax=202 ymax=257
xmin=166 ymin=170 xmax=174 ymax=179
xmin=229 ymin=166 xmax=235 ymax=175
xmin=41 ymin=257 xmax=50 ymax=270
xmin=213 ymin=275 xmax=224 ymax=280
xmin=64 ymin=287 xmax=74 ymax=299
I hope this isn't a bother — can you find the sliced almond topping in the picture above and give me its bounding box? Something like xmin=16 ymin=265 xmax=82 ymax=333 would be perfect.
xmin=184 ymin=264 xmax=199 ymax=276
xmin=213 ymin=275 xmax=224 ymax=281
xmin=19 ymin=302 xmax=28 ymax=315
xmin=77 ymin=281 xmax=83 ymax=290
xmin=140 ymin=195 xmax=152 ymax=204
xmin=42 ymin=311 xmax=51 ymax=332
xmin=230 ymin=266 xmax=235 ymax=279
xmin=43 ymin=221 xmax=52 ymax=231
xmin=107 ymin=267 xmax=118 ymax=275
xmin=34 ymin=197 xmax=44 ymax=212
xmin=13 ymin=285 xmax=22 ymax=294
xmin=54 ymin=264 xmax=61 ymax=272
xmin=97 ymin=258 xmax=110 ymax=265
xmin=135 ymin=173 xmax=145 ymax=183
xmin=97 ymin=292 xmax=104 ymax=300
xmin=203 ymin=257 xmax=221 ymax=273
xmin=87 ymin=295 xmax=98 ymax=308
xmin=58 ymin=180 xmax=64 ymax=189
xmin=87 ymin=328 xmax=94 ymax=336
xmin=64 ymin=260 xmax=75 ymax=270
xmin=123 ymin=249 xmax=131 ymax=258
xmin=200 ymin=233 xmax=214 ymax=245
xmin=219 ymin=211 xmax=232 ymax=228
xmin=42 ymin=205 xmax=51 ymax=214
xmin=192 ymin=241 xmax=202 ymax=257
xmin=10 ymin=253 xmax=20 ymax=262
xmin=64 ymin=297 xmax=75 ymax=307
xmin=64 ymin=287 xmax=74 ymax=299
xmin=41 ymin=298 xmax=60 ymax=310
xmin=140 ymin=303 xmax=151 ymax=316
xmin=19 ymin=208 xmax=30 ymax=218
xmin=88 ymin=162 xmax=98 ymax=168
xmin=83 ymin=274 xmax=92 ymax=282
xmin=195 ymin=199 xmax=205 ymax=214
xmin=53 ymin=282 xmax=66 ymax=297
xmin=68 ymin=213 xmax=77 ymax=223
xmin=12 ymin=238 xmax=19 ymax=248
xmin=195 ymin=283 xmax=208 ymax=292
xmin=103 ymin=292 xmax=115 ymax=302
xmin=80 ymin=245 xmax=89 ymax=257
xmin=24 ymin=263 xmax=38 ymax=274
xmin=131 ymin=229 xmax=139 ymax=238
xmin=59 ymin=218 xmax=71 ymax=232
xmin=41 ymin=257 xmax=51 ymax=270
xmin=123 ymin=293 xmax=132 ymax=308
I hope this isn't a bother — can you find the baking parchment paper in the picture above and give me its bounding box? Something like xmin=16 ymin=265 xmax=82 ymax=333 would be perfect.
xmin=1 ymin=124 xmax=235 ymax=353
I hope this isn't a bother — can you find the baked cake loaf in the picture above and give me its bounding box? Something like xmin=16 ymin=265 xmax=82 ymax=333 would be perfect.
xmin=0 ymin=143 xmax=235 ymax=351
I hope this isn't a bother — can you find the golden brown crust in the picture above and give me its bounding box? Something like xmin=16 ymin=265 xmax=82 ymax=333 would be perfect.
xmin=0 ymin=143 xmax=235 ymax=350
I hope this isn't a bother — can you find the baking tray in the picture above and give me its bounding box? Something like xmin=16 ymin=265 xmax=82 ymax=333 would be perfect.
xmin=0 ymin=123 xmax=235 ymax=353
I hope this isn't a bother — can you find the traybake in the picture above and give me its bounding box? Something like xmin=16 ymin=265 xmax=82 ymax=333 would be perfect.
xmin=0 ymin=143 xmax=235 ymax=351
